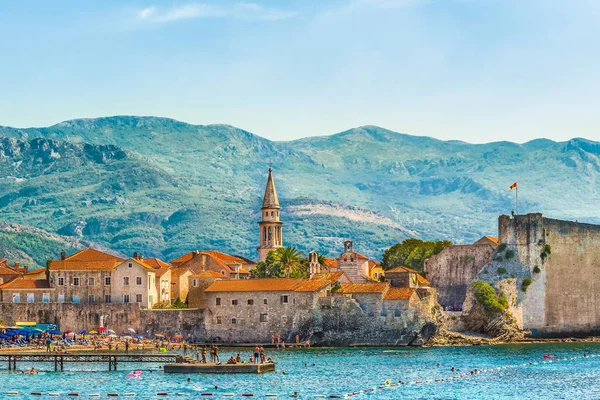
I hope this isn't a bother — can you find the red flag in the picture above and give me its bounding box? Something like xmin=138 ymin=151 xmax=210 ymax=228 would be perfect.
xmin=509 ymin=182 xmax=517 ymax=190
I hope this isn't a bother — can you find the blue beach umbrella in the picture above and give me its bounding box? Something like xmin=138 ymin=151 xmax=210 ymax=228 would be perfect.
xmin=79 ymin=330 xmax=88 ymax=334
xmin=47 ymin=330 xmax=61 ymax=335
xmin=0 ymin=334 xmax=8 ymax=339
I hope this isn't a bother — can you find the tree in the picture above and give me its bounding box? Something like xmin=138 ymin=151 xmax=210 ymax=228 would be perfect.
xmin=252 ymin=247 xmax=306 ymax=278
xmin=272 ymin=246 xmax=305 ymax=278
xmin=381 ymin=238 xmax=452 ymax=273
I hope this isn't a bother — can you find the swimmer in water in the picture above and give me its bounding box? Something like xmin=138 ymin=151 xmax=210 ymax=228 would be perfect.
xmin=291 ymin=392 xmax=299 ymax=398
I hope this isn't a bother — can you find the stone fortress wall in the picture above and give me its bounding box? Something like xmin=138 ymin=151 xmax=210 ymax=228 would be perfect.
xmin=498 ymin=213 xmax=600 ymax=336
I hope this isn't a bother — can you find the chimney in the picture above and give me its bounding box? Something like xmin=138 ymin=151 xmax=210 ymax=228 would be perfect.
xmin=133 ymin=252 xmax=139 ymax=260
xmin=201 ymin=254 xmax=207 ymax=272
xmin=23 ymin=265 xmax=28 ymax=274
xmin=14 ymin=262 xmax=20 ymax=272
xmin=60 ymin=251 xmax=66 ymax=260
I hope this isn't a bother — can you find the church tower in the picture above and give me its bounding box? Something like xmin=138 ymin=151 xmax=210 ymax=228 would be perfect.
xmin=258 ymin=168 xmax=283 ymax=262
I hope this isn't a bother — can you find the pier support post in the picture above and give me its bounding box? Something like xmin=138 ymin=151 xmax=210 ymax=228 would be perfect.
xmin=7 ymin=356 xmax=11 ymax=371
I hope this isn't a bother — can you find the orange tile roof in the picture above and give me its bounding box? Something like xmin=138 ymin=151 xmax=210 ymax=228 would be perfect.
xmin=310 ymin=271 xmax=345 ymax=283
xmin=323 ymin=258 xmax=338 ymax=269
xmin=0 ymin=265 xmax=19 ymax=276
xmin=143 ymin=258 xmax=171 ymax=278
xmin=368 ymin=260 xmax=381 ymax=272
xmin=206 ymin=278 xmax=303 ymax=293
xmin=190 ymin=271 xmax=225 ymax=278
xmin=483 ymin=236 xmax=499 ymax=244
xmin=417 ymin=275 xmax=430 ymax=286
xmin=64 ymin=248 xmax=124 ymax=262
xmin=293 ymin=279 xmax=331 ymax=292
xmin=354 ymin=252 xmax=369 ymax=260
xmin=237 ymin=267 xmax=249 ymax=274
xmin=124 ymin=258 xmax=155 ymax=271
xmin=386 ymin=266 xmax=418 ymax=273
xmin=338 ymin=283 xmax=388 ymax=294
xmin=170 ymin=250 xmax=246 ymax=265
xmin=384 ymin=287 xmax=415 ymax=300
xmin=50 ymin=248 xmax=124 ymax=271
xmin=0 ymin=278 xmax=51 ymax=290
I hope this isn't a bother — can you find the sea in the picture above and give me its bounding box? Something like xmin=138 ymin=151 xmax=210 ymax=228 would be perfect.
xmin=1 ymin=343 xmax=599 ymax=399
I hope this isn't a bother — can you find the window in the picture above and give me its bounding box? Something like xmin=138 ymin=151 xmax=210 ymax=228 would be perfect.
xmin=105 ymin=277 xmax=111 ymax=286
xmin=136 ymin=277 xmax=142 ymax=286
xmin=128 ymin=263 xmax=133 ymax=268
xmin=105 ymin=295 xmax=111 ymax=303
xmin=263 ymin=299 xmax=268 ymax=305
xmin=123 ymin=277 xmax=130 ymax=286
xmin=216 ymin=297 xmax=221 ymax=306
xmin=260 ymin=313 xmax=268 ymax=322
xmin=72 ymin=295 xmax=80 ymax=304
xmin=149 ymin=295 xmax=153 ymax=305
xmin=232 ymin=299 xmax=238 ymax=306
xmin=12 ymin=294 xmax=20 ymax=303
xmin=136 ymin=294 xmax=143 ymax=303
xmin=232 ymin=318 xmax=237 ymax=324
xmin=247 ymin=299 xmax=254 ymax=305
xmin=58 ymin=277 xmax=65 ymax=286
xmin=216 ymin=316 xmax=222 ymax=324
xmin=191 ymin=279 xmax=198 ymax=287
xmin=124 ymin=294 xmax=130 ymax=303
xmin=73 ymin=277 xmax=80 ymax=286
xmin=27 ymin=293 xmax=34 ymax=303
xmin=58 ymin=294 xmax=65 ymax=303
xmin=43 ymin=293 xmax=49 ymax=303
xmin=88 ymin=277 xmax=95 ymax=286
xmin=281 ymin=295 xmax=289 ymax=304
xmin=88 ymin=295 xmax=95 ymax=303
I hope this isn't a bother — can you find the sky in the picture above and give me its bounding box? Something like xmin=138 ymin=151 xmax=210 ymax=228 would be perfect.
xmin=0 ymin=0 xmax=599 ymax=143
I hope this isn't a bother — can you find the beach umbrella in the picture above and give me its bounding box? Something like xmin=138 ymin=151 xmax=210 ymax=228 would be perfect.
xmin=66 ymin=332 xmax=76 ymax=337
xmin=122 ymin=335 xmax=132 ymax=340
xmin=0 ymin=334 xmax=9 ymax=339
xmin=47 ymin=330 xmax=61 ymax=335
xmin=65 ymin=330 xmax=73 ymax=334
xmin=97 ymin=327 xmax=107 ymax=331
xmin=127 ymin=328 xmax=136 ymax=334
xmin=108 ymin=334 xmax=118 ymax=338
xmin=89 ymin=330 xmax=97 ymax=334
xmin=108 ymin=329 xmax=116 ymax=334
xmin=134 ymin=335 xmax=144 ymax=339
xmin=155 ymin=333 xmax=165 ymax=338
xmin=79 ymin=330 xmax=87 ymax=334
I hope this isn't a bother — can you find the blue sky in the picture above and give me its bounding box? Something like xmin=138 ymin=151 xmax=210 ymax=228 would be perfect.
xmin=0 ymin=0 xmax=599 ymax=143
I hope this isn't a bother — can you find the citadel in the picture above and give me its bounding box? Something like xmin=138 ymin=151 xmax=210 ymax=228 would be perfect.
xmin=0 ymin=169 xmax=599 ymax=344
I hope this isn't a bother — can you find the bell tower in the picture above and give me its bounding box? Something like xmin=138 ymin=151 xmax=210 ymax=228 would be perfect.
xmin=258 ymin=168 xmax=283 ymax=262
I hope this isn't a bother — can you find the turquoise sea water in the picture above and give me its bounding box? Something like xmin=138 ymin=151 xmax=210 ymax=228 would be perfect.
xmin=1 ymin=343 xmax=600 ymax=399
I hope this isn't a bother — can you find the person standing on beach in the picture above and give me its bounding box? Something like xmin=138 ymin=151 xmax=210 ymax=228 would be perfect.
xmin=125 ymin=340 xmax=130 ymax=355
xmin=183 ymin=341 xmax=188 ymax=356
xmin=214 ymin=345 xmax=220 ymax=363
xmin=45 ymin=337 xmax=52 ymax=353
xmin=202 ymin=346 xmax=207 ymax=363
xmin=209 ymin=345 xmax=215 ymax=362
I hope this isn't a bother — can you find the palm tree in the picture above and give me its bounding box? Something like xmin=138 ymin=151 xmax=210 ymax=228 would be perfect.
xmin=273 ymin=246 xmax=304 ymax=278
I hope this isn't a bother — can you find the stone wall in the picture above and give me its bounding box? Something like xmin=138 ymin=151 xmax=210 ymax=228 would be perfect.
xmin=424 ymin=244 xmax=495 ymax=308
xmin=466 ymin=213 xmax=600 ymax=337
xmin=0 ymin=303 xmax=205 ymax=338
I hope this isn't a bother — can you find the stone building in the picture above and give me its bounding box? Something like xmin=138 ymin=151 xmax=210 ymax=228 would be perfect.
xmin=319 ymin=240 xmax=381 ymax=283
xmin=0 ymin=259 xmax=46 ymax=286
xmin=385 ymin=266 xmax=430 ymax=289
xmin=143 ymin=258 xmax=172 ymax=304
xmin=423 ymin=237 xmax=497 ymax=309
xmin=257 ymin=168 xmax=283 ymax=262
xmin=188 ymin=271 xmax=224 ymax=308
xmin=110 ymin=256 xmax=158 ymax=308
xmin=0 ymin=277 xmax=53 ymax=303
xmin=204 ymin=278 xmax=332 ymax=342
xmin=169 ymin=266 xmax=193 ymax=303
xmin=170 ymin=250 xmax=253 ymax=279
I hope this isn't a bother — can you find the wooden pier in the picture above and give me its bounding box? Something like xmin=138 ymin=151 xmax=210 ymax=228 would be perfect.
xmin=164 ymin=362 xmax=275 ymax=374
xmin=0 ymin=353 xmax=181 ymax=371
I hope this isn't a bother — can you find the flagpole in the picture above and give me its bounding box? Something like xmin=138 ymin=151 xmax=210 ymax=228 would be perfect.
xmin=515 ymin=182 xmax=519 ymax=215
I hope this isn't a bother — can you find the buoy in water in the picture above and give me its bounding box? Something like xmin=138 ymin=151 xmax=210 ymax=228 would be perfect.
xmin=5 ymin=392 xmax=18 ymax=395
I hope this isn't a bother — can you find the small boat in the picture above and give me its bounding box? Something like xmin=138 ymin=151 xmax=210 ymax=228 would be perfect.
xmin=127 ymin=370 xmax=143 ymax=377
xmin=543 ymin=354 xmax=554 ymax=359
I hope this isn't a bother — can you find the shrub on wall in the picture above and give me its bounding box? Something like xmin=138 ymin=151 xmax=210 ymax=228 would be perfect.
xmin=472 ymin=280 xmax=508 ymax=315
xmin=521 ymin=278 xmax=532 ymax=292
xmin=495 ymin=256 xmax=503 ymax=262
xmin=533 ymin=266 xmax=541 ymax=273
xmin=505 ymin=250 xmax=515 ymax=260
xmin=497 ymin=243 xmax=508 ymax=253
xmin=497 ymin=267 xmax=507 ymax=275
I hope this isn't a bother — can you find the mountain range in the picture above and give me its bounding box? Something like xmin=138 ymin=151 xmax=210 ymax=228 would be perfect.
xmin=0 ymin=116 xmax=599 ymax=267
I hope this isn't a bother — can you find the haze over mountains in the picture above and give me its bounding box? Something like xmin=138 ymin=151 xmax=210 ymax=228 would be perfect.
xmin=0 ymin=116 xmax=598 ymax=267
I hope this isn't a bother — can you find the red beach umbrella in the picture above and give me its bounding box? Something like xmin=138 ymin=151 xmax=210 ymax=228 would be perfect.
xmin=97 ymin=327 xmax=107 ymax=331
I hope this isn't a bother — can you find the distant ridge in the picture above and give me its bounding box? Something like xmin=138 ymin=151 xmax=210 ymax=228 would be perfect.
xmin=0 ymin=115 xmax=598 ymax=264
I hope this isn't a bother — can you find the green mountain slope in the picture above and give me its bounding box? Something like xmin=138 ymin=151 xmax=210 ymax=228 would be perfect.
xmin=0 ymin=117 xmax=599 ymax=262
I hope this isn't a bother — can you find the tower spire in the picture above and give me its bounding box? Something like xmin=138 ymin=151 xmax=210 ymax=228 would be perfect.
xmin=262 ymin=167 xmax=280 ymax=209
xmin=257 ymin=167 xmax=283 ymax=262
